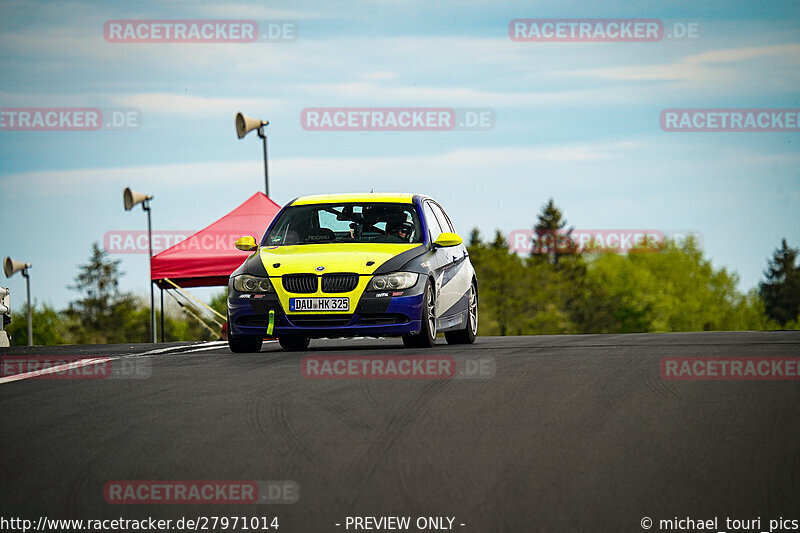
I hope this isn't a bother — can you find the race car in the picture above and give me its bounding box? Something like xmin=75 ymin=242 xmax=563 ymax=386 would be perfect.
xmin=227 ymin=193 xmax=478 ymax=352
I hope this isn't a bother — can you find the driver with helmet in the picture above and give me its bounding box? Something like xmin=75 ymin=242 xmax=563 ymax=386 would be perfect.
xmin=386 ymin=221 xmax=413 ymax=242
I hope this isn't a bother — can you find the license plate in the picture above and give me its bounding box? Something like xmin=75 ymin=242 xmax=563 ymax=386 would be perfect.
xmin=289 ymin=297 xmax=349 ymax=312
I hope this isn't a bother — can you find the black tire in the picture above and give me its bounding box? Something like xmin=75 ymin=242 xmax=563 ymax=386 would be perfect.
xmin=403 ymin=280 xmax=436 ymax=348
xmin=279 ymin=335 xmax=310 ymax=351
xmin=445 ymin=280 xmax=478 ymax=345
xmin=228 ymin=335 xmax=263 ymax=353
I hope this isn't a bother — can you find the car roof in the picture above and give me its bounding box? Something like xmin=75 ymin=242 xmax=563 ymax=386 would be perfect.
xmin=290 ymin=193 xmax=423 ymax=206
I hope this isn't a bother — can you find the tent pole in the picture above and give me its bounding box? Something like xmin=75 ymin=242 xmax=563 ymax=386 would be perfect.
xmin=258 ymin=126 xmax=269 ymax=197
xmin=160 ymin=285 xmax=165 ymax=342
xmin=164 ymin=289 xmax=220 ymax=337
xmin=162 ymin=278 xmax=226 ymax=321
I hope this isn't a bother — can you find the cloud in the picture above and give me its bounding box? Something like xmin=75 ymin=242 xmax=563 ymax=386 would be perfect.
xmin=0 ymin=140 xmax=638 ymax=197
xmin=193 ymin=4 xmax=330 ymax=20
xmin=569 ymin=43 xmax=800 ymax=89
xmin=112 ymin=93 xmax=287 ymax=117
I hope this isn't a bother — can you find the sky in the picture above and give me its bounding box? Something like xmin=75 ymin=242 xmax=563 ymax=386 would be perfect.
xmin=1 ymin=0 xmax=798 ymax=311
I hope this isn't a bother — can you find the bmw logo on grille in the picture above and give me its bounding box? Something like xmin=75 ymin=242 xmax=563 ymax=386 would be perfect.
xmin=316 ymin=266 xmax=325 ymax=272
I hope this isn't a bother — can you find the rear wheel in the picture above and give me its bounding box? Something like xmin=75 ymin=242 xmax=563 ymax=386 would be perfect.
xmin=445 ymin=280 xmax=478 ymax=345
xmin=403 ymin=280 xmax=436 ymax=348
xmin=279 ymin=335 xmax=310 ymax=351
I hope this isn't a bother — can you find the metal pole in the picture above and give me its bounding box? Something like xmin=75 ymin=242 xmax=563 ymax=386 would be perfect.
xmin=258 ymin=127 xmax=269 ymax=197
xmin=24 ymin=269 xmax=32 ymax=346
xmin=144 ymin=202 xmax=156 ymax=343
xmin=160 ymin=286 xmax=165 ymax=342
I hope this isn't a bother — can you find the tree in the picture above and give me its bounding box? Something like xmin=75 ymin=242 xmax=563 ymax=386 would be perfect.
xmin=532 ymin=198 xmax=575 ymax=265
xmin=469 ymin=229 xmax=574 ymax=335
xmin=468 ymin=230 xmax=528 ymax=335
xmin=209 ymin=289 xmax=228 ymax=316
xmin=65 ymin=243 xmax=146 ymax=344
xmin=586 ymin=236 xmax=764 ymax=332
xmin=4 ymin=301 xmax=71 ymax=346
xmin=468 ymin=228 xmax=482 ymax=247
xmin=759 ymin=239 xmax=800 ymax=326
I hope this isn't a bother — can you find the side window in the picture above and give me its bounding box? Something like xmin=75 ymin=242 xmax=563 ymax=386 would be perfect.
xmin=430 ymin=203 xmax=454 ymax=233
xmin=423 ymin=203 xmax=443 ymax=242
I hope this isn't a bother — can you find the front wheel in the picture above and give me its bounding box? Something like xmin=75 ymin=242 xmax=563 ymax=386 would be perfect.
xmin=445 ymin=281 xmax=478 ymax=345
xmin=228 ymin=335 xmax=263 ymax=353
xmin=403 ymin=280 xmax=436 ymax=348
xmin=279 ymin=335 xmax=310 ymax=352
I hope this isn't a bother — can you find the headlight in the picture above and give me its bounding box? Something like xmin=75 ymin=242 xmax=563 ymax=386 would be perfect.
xmin=367 ymin=272 xmax=418 ymax=291
xmin=233 ymin=275 xmax=274 ymax=293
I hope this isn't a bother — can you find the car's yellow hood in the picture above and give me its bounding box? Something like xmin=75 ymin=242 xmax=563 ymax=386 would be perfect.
xmin=258 ymin=243 xmax=419 ymax=276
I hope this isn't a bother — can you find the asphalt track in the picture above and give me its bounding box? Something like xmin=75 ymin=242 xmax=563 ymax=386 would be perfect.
xmin=1 ymin=332 xmax=799 ymax=532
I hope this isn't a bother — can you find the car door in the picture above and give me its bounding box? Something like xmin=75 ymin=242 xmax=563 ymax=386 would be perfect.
xmin=427 ymin=201 xmax=471 ymax=322
xmin=421 ymin=201 xmax=449 ymax=314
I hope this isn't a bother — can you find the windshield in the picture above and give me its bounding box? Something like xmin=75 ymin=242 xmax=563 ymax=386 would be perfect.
xmin=262 ymin=202 xmax=423 ymax=246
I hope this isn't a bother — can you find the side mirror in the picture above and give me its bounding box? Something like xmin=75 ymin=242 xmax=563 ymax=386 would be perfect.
xmin=235 ymin=236 xmax=258 ymax=252
xmin=433 ymin=232 xmax=463 ymax=248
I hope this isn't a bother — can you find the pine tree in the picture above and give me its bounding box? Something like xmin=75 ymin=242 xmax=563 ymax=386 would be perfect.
xmin=759 ymin=239 xmax=800 ymax=326
xmin=532 ymin=198 xmax=575 ymax=265
xmin=468 ymin=228 xmax=482 ymax=247
xmin=66 ymin=243 xmax=146 ymax=343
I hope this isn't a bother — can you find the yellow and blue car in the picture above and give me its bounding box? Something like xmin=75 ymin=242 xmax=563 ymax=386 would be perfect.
xmin=227 ymin=193 xmax=478 ymax=352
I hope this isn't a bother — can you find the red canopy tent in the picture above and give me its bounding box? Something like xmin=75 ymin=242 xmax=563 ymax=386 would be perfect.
xmin=151 ymin=192 xmax=282 ymax=288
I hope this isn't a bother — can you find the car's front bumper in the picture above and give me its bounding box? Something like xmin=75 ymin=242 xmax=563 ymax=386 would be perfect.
xmin=228 ymin=278 xmax=426 ymax=339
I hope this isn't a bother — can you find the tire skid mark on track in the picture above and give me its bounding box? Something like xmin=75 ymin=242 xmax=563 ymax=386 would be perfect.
xmin=310 ymin=390 xmax=373 ymax=431
xmin=762 ymin=406 xmax=799 ymax=511
xmin=245 ymin=352 xmax=339 ymax=485
xmin=271 ymin=399 xmax=339 ymax=478
xmin=63 ymin=415 xmax=153 ymax=517
xmin=338 ymin=378 xmax=453 ymax=510
xmin=356 ymin=378 xmax=386 ymax=418
xmin=644 ymin=367 xmax=679 ymax=400
xmin=245 ymin=353 xmax=306 ymax=457
xmin=762 ymin=409 xmax=780 ymax=511
xmin=247 ymin=389 xmax=286 ymax=459
xmin=791 ymin=446 xmax=800 ymax=497
xmin=66 ymin=456 xmax=95 ymax=516
xmin=388 ymin=402 xmax=451 ymax=510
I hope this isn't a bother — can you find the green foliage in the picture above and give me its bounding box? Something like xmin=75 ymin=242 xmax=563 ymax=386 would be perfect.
xmin=65 ymin=244 xmax=149 ymax=344
xmin=3 ymin=243 xmax=227 ymax=345
xmin=532 ymin=198 xmax=575 ymax=265
xmin=467 ymin=200 xmax=788 ymax=336
xmin=585 ymin=237 xmax=760 ymax=332
xmin=468 ymin=231 xmax=574 ymax=336
xmin=209 ymin=289 xmax=228 ymax=316
xmin=759 ymin=239 xmax=800 ymax=327
xmin=5 ymin=301 xmax=72 ymax=346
